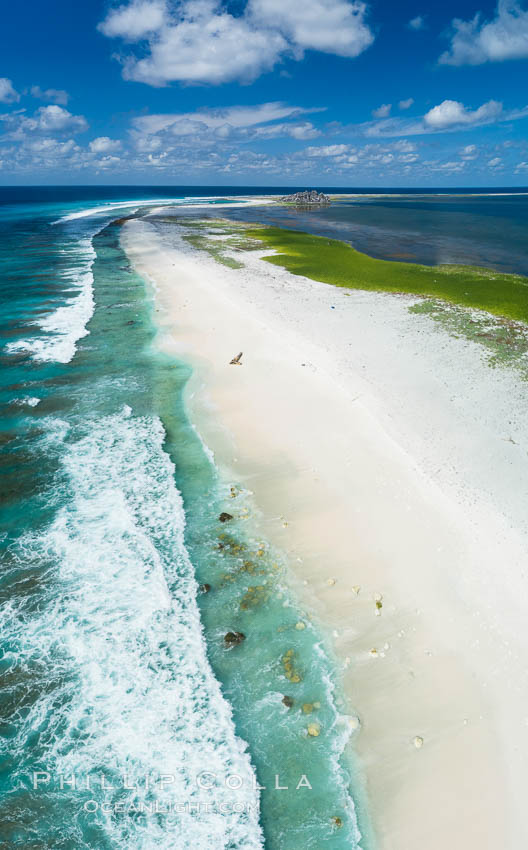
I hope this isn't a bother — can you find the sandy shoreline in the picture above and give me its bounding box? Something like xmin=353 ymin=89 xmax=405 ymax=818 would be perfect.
xmin=123 ymin=215 xmax=528 ymax=850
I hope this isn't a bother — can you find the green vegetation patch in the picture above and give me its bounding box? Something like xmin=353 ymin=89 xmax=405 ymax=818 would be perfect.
xmin=245 ymin=227 xmax=528 ymax=325
xmin=182 ymin=233 xmax=244 ymax=269
xmin=175 ymin=218 xmax=264 ymax=268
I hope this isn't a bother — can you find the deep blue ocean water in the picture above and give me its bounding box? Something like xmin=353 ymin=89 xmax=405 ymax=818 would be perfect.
xmin=1 ymin=186 xmax=527 ymax=850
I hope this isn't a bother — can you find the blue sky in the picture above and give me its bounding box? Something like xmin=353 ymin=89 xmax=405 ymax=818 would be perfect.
xmin=1 ymin=0 xmax=528 ymax=185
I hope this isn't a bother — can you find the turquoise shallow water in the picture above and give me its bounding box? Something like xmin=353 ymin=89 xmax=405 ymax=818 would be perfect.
xmin=0 ymin=192 xmax=364 ymax=849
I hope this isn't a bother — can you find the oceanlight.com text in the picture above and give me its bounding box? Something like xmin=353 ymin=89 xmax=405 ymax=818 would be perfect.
xmin=82 ymin=800 xmax=259 ymax=815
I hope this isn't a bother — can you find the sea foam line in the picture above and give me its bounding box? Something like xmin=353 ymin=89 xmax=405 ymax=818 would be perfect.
xmin=53 ymin=198 xmax=214 ymax=224
xmin=5 ymin=235 xmax=96 ymax=365
xmin=17 ymin=201 xmax=181 ymax=364
xmin=54 ymin=196 xmax=273 ymax=224
xmin=3 ymin=407 xmax=264 ymax=850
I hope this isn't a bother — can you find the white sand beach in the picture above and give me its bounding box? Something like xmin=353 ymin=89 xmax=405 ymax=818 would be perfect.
xmin=123 ymin=215 xmax=528 ymax=850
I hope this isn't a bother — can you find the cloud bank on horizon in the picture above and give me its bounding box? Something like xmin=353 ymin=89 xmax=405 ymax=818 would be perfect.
xmin=1 ymin=0 xmax=528 ymax=184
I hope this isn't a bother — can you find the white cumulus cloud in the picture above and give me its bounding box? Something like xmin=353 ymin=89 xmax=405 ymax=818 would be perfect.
xmin=115 ymin=3 xmax=286 ymax=86
xmin=93 ymin=155 xmax=122 ymax=169
xmin=30 ymin=86 xmax=69 ymax=105
xmin=305 ymin=144 xmax=350 ymax=157
xmin=98 ymin=0 xmax=167 ymax=39
xmin=440 ymin=0 xmax=528 ymax=65
xmin=0 ymin=105 xmax=89 ymax=140
xmin=89 ymin=136 xmax=122 ymax=154
xmin=399 ymin=98 xmax=414 ymax=110
xmin=34 ymin=105 xmax=88 ymax=133
xmin=372 ymin=103 xmax=391 ymax=118
xmin=423 ymin=99 xmax=503 ymax=130
xmin=0 ymin=77 xmax=20 ymax=103
xmin=460 ymin=143 xmax=479 ymax=159
xmin=26 ymin=137 xmax=78 ymax=156
xmin=408 ymin=15 xmax=426 ymax=30
xmin=253 ymin=121 xmax=321 ymax=139
xmin=98 ymin=0 xmax=374 ymax=85
xmin=249 ymin=0 xmax=374 ymax=57
xmin=392 ymin=139 xmax=416 ymax=152
xmin=435 ymin=161 xmax=466 ymax=172
xmin=353 ymin=96 xmax=528 ymax=137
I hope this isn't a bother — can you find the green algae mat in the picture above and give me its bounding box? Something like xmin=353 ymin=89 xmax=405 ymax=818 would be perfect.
xmin=247 ymin=227 xmax=528 ymax=325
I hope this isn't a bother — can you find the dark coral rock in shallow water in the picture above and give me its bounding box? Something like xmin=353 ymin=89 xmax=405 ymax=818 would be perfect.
xmin=219 ymin=512 xmax=234 ymax=523
xmin=282 ymin=695 xmax=294 ymax=708
xmin=224 ymin=631 xmax=245 ymax=647
xmin=199 ymin=583 xmax=211 ymax=594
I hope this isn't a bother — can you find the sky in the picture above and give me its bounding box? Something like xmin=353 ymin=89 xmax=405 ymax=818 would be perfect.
xmin=1 ymin=0 xmax=528 ymax=186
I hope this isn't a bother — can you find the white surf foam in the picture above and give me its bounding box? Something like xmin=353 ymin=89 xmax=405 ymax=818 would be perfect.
xmin=5 ymin=236 xmax=96 ymax=364
xmin=5 ymin=408 xmax=263 ymax=849
xmin=55 ymin=198 xmax=201 ymax=224
xmin=10 ymin=396 xmax=41 ymax=407
xmin=55 ymin=196 xmax=271 ymax=224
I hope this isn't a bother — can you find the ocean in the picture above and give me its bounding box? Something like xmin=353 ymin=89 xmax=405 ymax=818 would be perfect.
xmin=1 ymin=186 xmax=527 ymax=849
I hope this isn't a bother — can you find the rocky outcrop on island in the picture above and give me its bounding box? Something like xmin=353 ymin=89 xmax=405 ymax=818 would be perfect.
xmin=280 ymin=190 xmax=331 ymax=205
